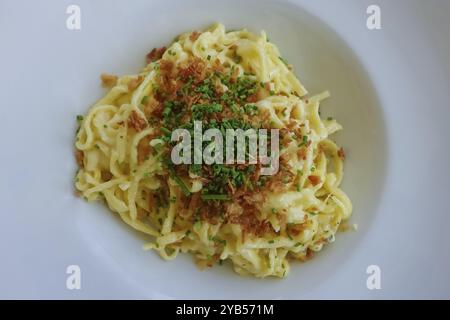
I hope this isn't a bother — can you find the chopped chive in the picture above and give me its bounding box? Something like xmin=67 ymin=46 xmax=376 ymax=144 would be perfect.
xmin=229 ymin=103 xmax=239 ymax=114
xmin=201 ymin=194 xmax=230 ymax=201
xmin=76 ymin=115 xmax=83 ymax=121
xmin=160 ymin=127 xmax=171 ymax=136
xmin=141 ymin=95 xmax=149 ymax=104
xmin=299 ymin=135 xmax=308 ymax=147
xmin=268 ymin=240 xmax=275 ymax=244
xmin=294 ymin=242 xmax=301 ymax=247
xmin=211 ymin=236 xmax=226 ymax=245
xmin=279 ymin=56 xmax=289 ymax=66
xmin=168 ymin=167 xmax=191 ymax=196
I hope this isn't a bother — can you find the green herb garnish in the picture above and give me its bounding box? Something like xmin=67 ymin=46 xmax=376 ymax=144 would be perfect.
xmin=279 ymin=56 xmax=289 ymax=66
xmin=168 ymin=167 xmax=191 ymax=196
xmin=201 ymin=194 xmax=230 ymax=201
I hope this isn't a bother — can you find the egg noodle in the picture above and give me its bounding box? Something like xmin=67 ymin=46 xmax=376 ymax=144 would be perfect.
xmin=74 ymin=23 xmax=352 ymax=278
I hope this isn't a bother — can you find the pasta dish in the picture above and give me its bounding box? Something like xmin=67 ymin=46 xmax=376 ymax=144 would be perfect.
xmin=74 ymin=23 xmax=352 ymax=278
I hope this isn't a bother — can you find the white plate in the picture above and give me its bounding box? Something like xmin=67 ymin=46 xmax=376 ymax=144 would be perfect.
xmin=1 ymin=0 xmax=449 ymax=299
